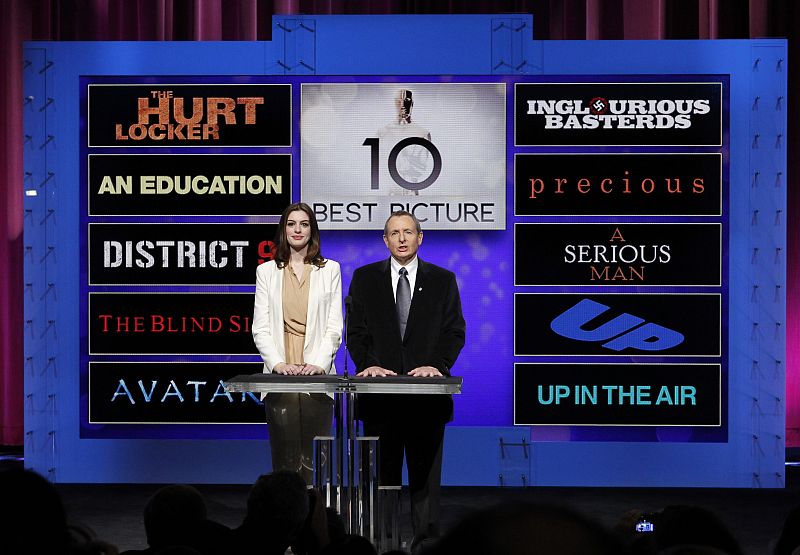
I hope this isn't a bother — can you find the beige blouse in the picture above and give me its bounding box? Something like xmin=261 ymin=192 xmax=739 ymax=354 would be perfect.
xmin=282 ymin=263 xmax=310 ymax=365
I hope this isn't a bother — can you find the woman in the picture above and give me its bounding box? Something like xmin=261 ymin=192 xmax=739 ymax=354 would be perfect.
xmin=252 ymin=202 xmax=342 ymax=483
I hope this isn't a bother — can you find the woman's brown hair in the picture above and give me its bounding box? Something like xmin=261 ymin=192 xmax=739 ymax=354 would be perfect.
xmin=273 ymin=202 xmax=326 ymax=268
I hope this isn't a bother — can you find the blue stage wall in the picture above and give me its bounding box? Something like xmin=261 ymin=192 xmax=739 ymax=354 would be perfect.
xmin=23 ymin=15 xmax=786 ymax=486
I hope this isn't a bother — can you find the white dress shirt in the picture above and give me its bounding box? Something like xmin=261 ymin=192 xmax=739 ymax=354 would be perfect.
xmin=390 ymin=255 xmax=418 ymax=302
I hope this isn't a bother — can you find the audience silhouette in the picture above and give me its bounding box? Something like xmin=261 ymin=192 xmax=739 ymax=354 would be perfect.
xmin=120 ymin=484 xmax=227 ymax=555
xmin=621 ymin=505 xmax=745 ymax=555
xmin=0 ymin=467 xmax=70 ymax=553
xmin=0 ymin=466 xmax=777 ymax=555
xmin=773 ymin=505 xmax=800 ymax=555
xmin=425 ymin=501 xmax=626 ymax=555
xmin=231 ymin=470 xmax=310 ymax=554
xmin=0 ymin=467 xmax=118 ymax=554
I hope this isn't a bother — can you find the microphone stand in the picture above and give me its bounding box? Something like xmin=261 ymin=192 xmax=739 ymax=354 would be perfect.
xmin=338 ymin=295 xmax=354 ymax=531
xmin=343 ymin=296 xmax=351 ymax=378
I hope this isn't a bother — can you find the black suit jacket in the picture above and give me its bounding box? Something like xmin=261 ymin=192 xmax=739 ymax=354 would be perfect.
xmin=347 ymin=257 xmax=466 ymax=424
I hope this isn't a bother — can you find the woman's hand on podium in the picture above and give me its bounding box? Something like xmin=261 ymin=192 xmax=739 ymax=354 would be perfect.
xmin=299 ymin=364 xmax=325 ymax=375
xmin=273 ymin=362 xmax=305 ymax=375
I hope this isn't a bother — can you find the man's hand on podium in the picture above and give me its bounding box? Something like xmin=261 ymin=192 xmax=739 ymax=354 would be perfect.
xmin=408 ymin=366 xmax=443 ymax=377
xmin=357 ymin=366 xmax=397 ymax=377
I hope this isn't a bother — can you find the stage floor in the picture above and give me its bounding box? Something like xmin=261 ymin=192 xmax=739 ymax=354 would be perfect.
xmin=51 ymin=469 xmax=800 ymax=554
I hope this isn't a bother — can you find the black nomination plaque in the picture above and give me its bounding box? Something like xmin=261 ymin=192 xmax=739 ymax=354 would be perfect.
xmin=88 ymin=154 xmax=291 ymax=217
xmin=514 ymin=223 xmax=722 ymax=287
xmin=88 ymin=223 xmax=277 ymax=286
xmin=514 ymin=363 xmax=722 ymax=426
xmin=514 ymin=293 xmax=721 ymax=357
xmin=514 ymin=81 xmax=723 ymax=146
xmin=88 ymin=83 xmax=291 ymax=147
xmin=89 ymin=292 xmax=258 ymax=355
xmin=514 ymin=153 xmax=722 ymax=217
xmin=89 ymin=362 xmax=266 ymax=424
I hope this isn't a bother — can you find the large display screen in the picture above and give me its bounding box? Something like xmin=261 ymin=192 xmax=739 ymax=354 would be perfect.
xmin=301 ymin=83 xmax=506 ymax=230
xmin=80 ymin=75 xmax=728 ymax=442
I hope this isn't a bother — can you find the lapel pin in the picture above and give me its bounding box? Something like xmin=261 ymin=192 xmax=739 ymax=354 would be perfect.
xmin=418 ymin=287 xmax=422 ymax=291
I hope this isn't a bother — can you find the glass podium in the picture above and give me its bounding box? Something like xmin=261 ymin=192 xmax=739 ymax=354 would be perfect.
xmin=223 ymin=373 xmax=462 ymax=550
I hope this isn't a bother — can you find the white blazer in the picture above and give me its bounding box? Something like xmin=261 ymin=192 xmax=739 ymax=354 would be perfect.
xmin=252 ymin=259 xmax=343 ymax=374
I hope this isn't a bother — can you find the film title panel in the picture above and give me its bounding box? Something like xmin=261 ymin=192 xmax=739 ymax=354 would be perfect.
xmin=89 ymin=293 xmax=258 ymax=355
xmin=514 ymin=293 xmax=721 ymax=357
xmin=514 ymin=363 xmax=721 ymax=426
xmin=514 ymin=223 xmax=721 ymax=287
xmin=88 ymin=83 xmax=291 ymax=147
xmin=301 ymin=82 xmax=506 ymax=230
xmin=515 ymin=153 xmax=722 ymax=216
xmin=88 ymin=154 xmax=291 ymax=216
xmin=88 ymin=223 xmax=277 ymax=286
xmin=89 ymin=362 xmax=266 ymax=424
xmin=515 ymin=81 xmax=723 ymax=146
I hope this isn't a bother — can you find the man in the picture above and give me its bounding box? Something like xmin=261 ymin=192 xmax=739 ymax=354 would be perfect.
xmin=347 ymin=211 xmax=466 ymax=551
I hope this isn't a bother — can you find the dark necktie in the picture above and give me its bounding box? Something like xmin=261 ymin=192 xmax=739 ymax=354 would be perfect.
xmin=396 ymin=267 xmax=411 ymax=338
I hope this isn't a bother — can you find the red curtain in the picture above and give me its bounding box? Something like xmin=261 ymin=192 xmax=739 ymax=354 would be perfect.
xmin=1 ymin=0 xmax=798 ymax=446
